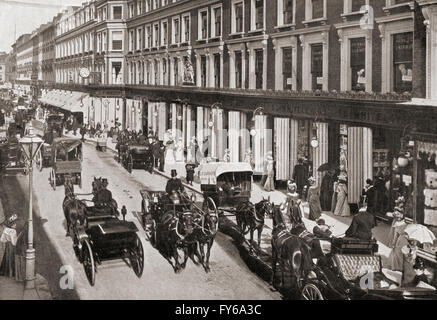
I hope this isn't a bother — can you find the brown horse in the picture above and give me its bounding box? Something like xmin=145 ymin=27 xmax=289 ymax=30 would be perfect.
xmin=271 ymin=205 xmax=313 ymax=290
xmin=236 ymin=198 xmax=274 ymax=253
xmin=62 ymin=175 xmax=86 ymax=237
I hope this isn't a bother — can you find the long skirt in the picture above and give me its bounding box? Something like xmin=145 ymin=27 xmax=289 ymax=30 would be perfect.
xmin=0 ymin=242 xmax=15 ymax=278
xmin=334 ymin=191 xmax=351 ymax=217
xmin=264 ymin=174 xmax=275 ymax=192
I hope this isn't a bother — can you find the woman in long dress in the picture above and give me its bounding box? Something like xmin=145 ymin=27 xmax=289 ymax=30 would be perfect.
xmin=334 ymin=177 xmax=351 ymax=217
xmin=307 ymin=177 xmax=322 ymax=221
xmin=264 ymin=156 xmax=275 ymax=192
xmin=175 ymin=138 xmax=184 ymax=162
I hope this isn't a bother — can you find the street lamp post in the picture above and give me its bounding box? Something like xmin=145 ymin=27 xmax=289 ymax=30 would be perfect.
xmin=19 ymin=125 xmax=44 ymax=290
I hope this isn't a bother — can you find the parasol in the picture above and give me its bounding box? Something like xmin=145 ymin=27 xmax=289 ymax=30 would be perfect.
xmin=317 ymin=163 xmax=334 ymax=172
xmin=403 ymin=224 xmax=436 ymax=244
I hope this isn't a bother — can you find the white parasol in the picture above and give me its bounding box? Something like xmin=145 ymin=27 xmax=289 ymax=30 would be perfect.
xmin=403 ymin=224 xmax=436 ymax=244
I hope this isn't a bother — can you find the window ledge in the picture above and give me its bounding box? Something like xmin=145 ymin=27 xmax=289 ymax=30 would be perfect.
xmin=230 ymin=32 xmax=245 ymax=37
xmin=209 ymin=36 xmax=222 ymax=41
xmin=248 ymin=28 xmax=265 ymax=34
xmin=274 ymin=23 xmax=296 ymax=30
xmin=302 ymin=17 xmax=328 ymax=26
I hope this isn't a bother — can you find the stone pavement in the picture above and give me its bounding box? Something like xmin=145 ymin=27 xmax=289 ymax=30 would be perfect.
xmin=67 ymin=131 xmax=393 ymax=267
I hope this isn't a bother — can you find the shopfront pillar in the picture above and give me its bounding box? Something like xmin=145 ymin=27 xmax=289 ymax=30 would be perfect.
xmin=274 ymin=118 xmax=290 ymax=181
xmin=157 ymin=102 xmax=167 ymax=141
xmin=289 ymin=119 xmax=299 ymax=180
xmin=211 ymin=108 xmax=225 ymax=159
xmin=362 ymin=127 xmax=373 ymax=182
xmin=229 ymin=111 xmax=241 ymax=163
xmin=240 ymin=113 xmax=249 ymax=162
xmin=253 ymin=115 xmax=271 ymax=175
xmin=197 ymin=107 xmax=204 ymax=150
xmin=313 ymin=122 xmax=329 ymax=185
xmin=171 ymin=103 xmax=177 ymax=138
xmin=347 ymin=127 xmax=364 ymax=205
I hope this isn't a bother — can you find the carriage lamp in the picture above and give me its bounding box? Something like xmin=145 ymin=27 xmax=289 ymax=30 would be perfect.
xmin=310 ymin=123 xmax=319 ymax=148
xmin=19 ymin=125 xmax=44 ymax=291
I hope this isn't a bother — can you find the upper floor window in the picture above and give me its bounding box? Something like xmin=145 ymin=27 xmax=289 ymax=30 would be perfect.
xmin=112 ymin=31 xmax=123 ymax=51
xmin=103 ymin=7 xmax=107 ymax=20
xmin=255 ymin=49 xmax=263 ymax=89
xmin=153 ymin=0 xmax=159 ymax=10
xmin=182 ymin=13 xmax=190 ymax=43
xmin=278 ymin=0 xmax=294 ymax=25
xmin=146 ymin=25 xmax=152 ymax=48
xmin=350 ymin=37 xmax=366 ymax=91
xmin=306 ymin=0 xmax=326 ymax=20
xmin=153 ymin=23 xmax=159 ymax=47
xmin=393 ymin=32 xmax=413 ymax=93
xmin=211 ymin=6 xmax=222 ymax=38
xmin=113 ymin=6 xmax=122 ymax=19
xmin=232 ymin=1 xmax=244 ymax=34
xmin=129 ymin=30 xmax=134 ymax=51
xmin=137 ymin=1 xmax=143 ymax=15
xmin=311 ymin=43 xmax=323 ymax=90
xmin=198 ymin=9 xmax=208 ymax=40
xmin=172 ymin=17 xmax=180 ymax=44
xmin=129 ymin=4 xmax=134 ymax=18
xmin=252 ymin=0 xmax=264 ymax=30
xmin=235 ymin=51 xmax=243 ymax=88
xmin=137 ymin=28 xmax=143 ymax=50
xmin=161 ymin=21 xmax=168 ymax=46
xmin=282 ymin=47 xmax=293 ymax=90
xmin=162 ymin=0 xmax=168 ymax=6
xmin=98 ymin=9 xmax=102 ymax=21
xmin=351 ymin=0 xmax=366 ymax=12
xmin=145 ymin=0 xmax=151 ymax=12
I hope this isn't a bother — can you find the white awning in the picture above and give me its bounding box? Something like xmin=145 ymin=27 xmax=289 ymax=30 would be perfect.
xmin=198 ymin=162 xmax=253 ymax=185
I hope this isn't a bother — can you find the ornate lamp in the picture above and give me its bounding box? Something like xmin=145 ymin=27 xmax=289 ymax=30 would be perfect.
xmin=19 ymin=125 xmax=44 ymax=290
xmin=250 ymin=107 xmax=264 ymax=137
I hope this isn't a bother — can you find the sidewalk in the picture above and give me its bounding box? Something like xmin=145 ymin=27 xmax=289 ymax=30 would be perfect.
xmin=0 ymin=274 xmax=52 ymax=300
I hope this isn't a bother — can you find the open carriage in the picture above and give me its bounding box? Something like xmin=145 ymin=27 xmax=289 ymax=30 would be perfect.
xmin=66 ymin=194 xmax=144 ymax=286
xmin=49 ymin=137 xmax=82 ymax=190
xmin=198 ymin=162 xmax=253 ymax=214
xmin=300 ymin=237 xmax=437 ymax=300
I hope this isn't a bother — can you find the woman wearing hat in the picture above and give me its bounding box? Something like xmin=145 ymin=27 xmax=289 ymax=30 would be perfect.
xmin=334 ymin=175 xmax=351 ymax=217
xmin=282 ymin=181 xmax=303 ymax=226
xmin=307 ymin=177 xmax=322 ymax=221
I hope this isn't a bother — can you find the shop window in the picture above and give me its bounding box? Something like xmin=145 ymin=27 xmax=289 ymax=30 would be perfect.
xmin=311 ymin=43 xmax=323 ymax=90
xmin=350 ymin=37 xmax=366 ymax=92
xmin=200 ymin=55 xmax=207 ymax=87
xmin=393 ymin=32 xmax=413 ymax=93
xmin=214 ymin=53 xmax=221 ymax=88
xmin=235 ymin=51 xmax=243 ymax=89
xmin=255 ymin=49 xmax=263 ymax=89
xmin=282 ymin=47 xmax=293 ymax=90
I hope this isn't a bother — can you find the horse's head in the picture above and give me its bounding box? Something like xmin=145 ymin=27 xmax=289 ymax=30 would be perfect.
xmin=180 ymin=211 xmax=195 ymax=235
xmin=257 ymin=198 xmax=274 ymax=218
xmin=272 ymin=205 xmax=286 ymax=229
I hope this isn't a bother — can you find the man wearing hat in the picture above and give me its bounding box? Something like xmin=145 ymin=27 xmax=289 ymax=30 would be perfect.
xmin=345 ymin=207 xmax=376 ymax=240
xmin=93 ymin=178 xmax=113 ymax=208
xmin=166 ymin=169 xmax=185 ymax=195
xmin=0 ymin=213 xmax=18 ymax=277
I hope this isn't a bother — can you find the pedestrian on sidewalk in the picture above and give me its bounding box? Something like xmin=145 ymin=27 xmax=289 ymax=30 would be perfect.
xmin=264 ymin=154 xmax=275 ymax=192
xmin=307 ymin=177 xmax=322 ymax=221
xmin=320 ymin=169 xmax=335 ymax=212
xmin=293 ymin=157 xmax=308 ymax=198
xmin=0 ymin=214 xmax=18 ymax=278
xmin=80 ymin=124 xmax=86 ymax=142
xmin=333 ymin=175 xmax=351 ymax=217
xmin=185 ymin=162 xmax=196 ymax=186
xmin=260 ymin=152 xmax=271 ymax=187
xmin=159 ymin=141 xmax=166 ymax=172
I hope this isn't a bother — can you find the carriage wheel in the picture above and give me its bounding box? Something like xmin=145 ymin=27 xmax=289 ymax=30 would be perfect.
xmin=130 ymin=235 xmax=144 ymax=278
xmin=36 ymin=149 xmax=43 ymax=171
xmin=128 ymin=155 xmax=133 ymax=173
xmin=82 ymin=238 xmax=96 ymax=286
xmin=301 ymin=283 xmax=324 ymax=300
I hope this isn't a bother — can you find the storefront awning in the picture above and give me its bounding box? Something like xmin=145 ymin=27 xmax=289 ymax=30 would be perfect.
xmin=62 ymin=92 xmax=88 ymax=113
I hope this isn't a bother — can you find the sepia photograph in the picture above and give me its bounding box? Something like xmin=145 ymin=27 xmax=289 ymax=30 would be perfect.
xmin=0 ymin=0 xmax=437 ymax=307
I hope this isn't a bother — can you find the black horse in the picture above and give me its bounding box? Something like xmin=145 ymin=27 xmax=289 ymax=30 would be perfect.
xmin=62 ymin=175 xmax=86 ymax=237
xmin=157 ymin=211 xmax=197 ymax=273
xmin=191 ymin=198 xmax=219 ymax=273
xmin=271 ymin=205 xmax=313 ymax=290
xmin=235 ymin=198 xmax=274 ymax=253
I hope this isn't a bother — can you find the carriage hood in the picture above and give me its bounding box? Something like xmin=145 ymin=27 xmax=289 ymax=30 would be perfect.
xmin=198 ymin=162 xmax=253 ymax=185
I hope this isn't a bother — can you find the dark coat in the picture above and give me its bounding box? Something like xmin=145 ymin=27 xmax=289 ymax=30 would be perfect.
xmin=185 ymin=164 xmax=195 ymax=182
xmin=345 ymin=211 xmax=376 ymax=240
xmin=94 ymin=189 xmax=112 ymax=205
xmin=320 ymin=173 xmax=334 ymax=211
xmin=293 ymin=164 xmax=308 ymax=193
xmin=165 ymin=178 xmax=184 ymax=194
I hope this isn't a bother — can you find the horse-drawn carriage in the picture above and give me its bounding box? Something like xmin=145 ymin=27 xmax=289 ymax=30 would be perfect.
xmin=0 ymin=123 xmax=27 ymax=174
xmin=198 ymin=162 xmax=253 ymax=213
xmin=140 ymin=187 xmax=218 ymax=272
xmin=63 ymin=178 xmax=144 ymax=286
xmin=300 ymin=237 xmax=437 ymax=300
xmin=96 ymin=137 xmax=107 ymax=152
xmin=49 ymin=137 xmax=82 ymax=190
xmin=120 ymin=143 xmax=154 ymax=174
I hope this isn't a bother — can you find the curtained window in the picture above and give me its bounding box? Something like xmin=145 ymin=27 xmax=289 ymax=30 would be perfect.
xmin=393 ymin=32 xmax=413 ymax=93
xmin=350 ymin=37 xmax=366 ymax=91
xmin=311 ymin=44 xmax=323 ymax=90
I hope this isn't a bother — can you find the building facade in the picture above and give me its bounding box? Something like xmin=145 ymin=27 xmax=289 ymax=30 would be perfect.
xmin=15 ymin=34 xmax=32 ymax=94
xmin=0 ymin=52 xmax=7 ymax=83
